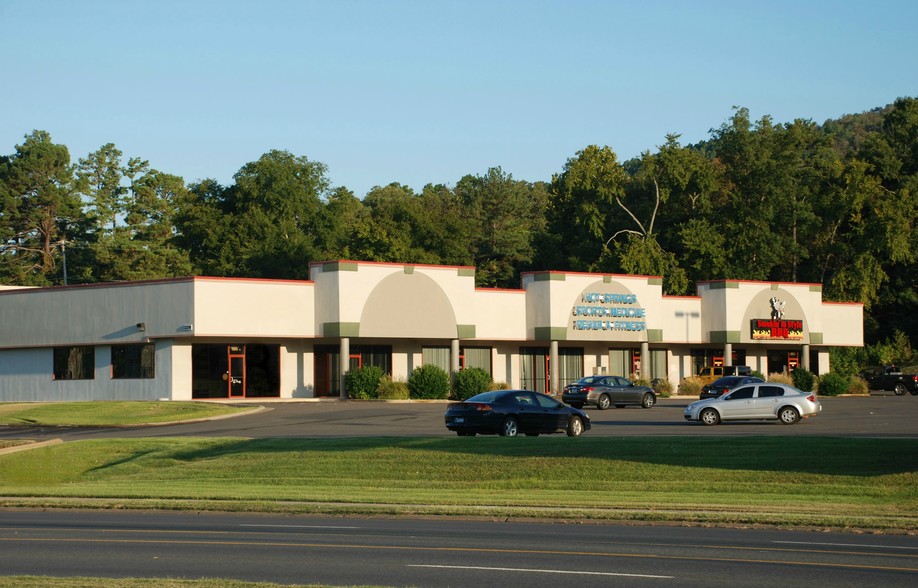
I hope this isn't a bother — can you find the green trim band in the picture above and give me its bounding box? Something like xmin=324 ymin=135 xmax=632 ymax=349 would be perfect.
xmin=457 ymin=324 xmax=476 ymax=339
xmin=647 ymin=329 xmax=663 ymax=342
xmin=710 ymin=330 xmax=741 ymax=343
xmin=533 ymin=272 xmax=565 ymax=282
xmin=535 ymin=327 xmax=568 ymax=340
xmin=323 ymin=322 xmax=360 ymax=337
xmin=322 ymin=261 xmax=359 ymax=272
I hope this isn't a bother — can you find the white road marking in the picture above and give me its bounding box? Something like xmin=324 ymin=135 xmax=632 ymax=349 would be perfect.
xmin=773 ymin=541 xmax=918 ymax=551
xmin=240 ymin=524 xmax=361 ymax=529
xmin=408 ymin=564 xmax=674 ymax=579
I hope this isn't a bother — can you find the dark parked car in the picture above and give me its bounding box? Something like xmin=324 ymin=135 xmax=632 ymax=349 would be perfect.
xmin=700 ymin=375 xmax=765 ymax=399
xmin=444 ymin=390 xmax=590 ymax=437
xmin=562 ymin=375 xmax=655 ymax=409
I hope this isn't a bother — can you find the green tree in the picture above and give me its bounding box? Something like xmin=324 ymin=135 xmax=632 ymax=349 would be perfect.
xmin=454 ymin=167 xmax=547 ymax=287
xmin=0 ymin=131 xmax=85 ymax=285
xmin=539 ymin=145 xmax=627 ymax=271
xmin=77 ymin=143 xmax=125 ymax=236
xmin=222 ymin=150 xmax=330 ymax=278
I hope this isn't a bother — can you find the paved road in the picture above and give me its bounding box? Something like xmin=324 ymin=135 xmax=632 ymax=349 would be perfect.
xmin=1 ymin=393 xmax=916 ymax=440
xmin=1 ymin=510 xmax=915 ymax=588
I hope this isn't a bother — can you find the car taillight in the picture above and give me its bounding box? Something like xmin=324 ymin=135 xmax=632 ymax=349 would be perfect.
xmin=581 ymin=387 xmax=594 ymax=393
xmin=466 ymin=403 xmax=492 ymax=412
xmin=806 ymin=394 xmax=816 ymax=402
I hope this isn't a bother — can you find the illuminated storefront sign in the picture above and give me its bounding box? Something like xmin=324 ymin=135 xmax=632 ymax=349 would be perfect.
xmin=751 ymin=319 xmax=803 ymax=340
xmin=573 ymin=292 xmax=646 ymax=332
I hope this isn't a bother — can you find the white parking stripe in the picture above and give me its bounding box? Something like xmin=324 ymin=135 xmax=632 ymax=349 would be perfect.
xmin=773 ymin=541 xmax=918 ymax=551
xmin=240 ymin=524 xmax=361 ymax=529
xmin=408 ymin=564 xmax=674 ymax=579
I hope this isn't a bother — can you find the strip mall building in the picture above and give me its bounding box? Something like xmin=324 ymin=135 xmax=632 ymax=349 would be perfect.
xmin=0 ymin=260 xmax=864 ymax=401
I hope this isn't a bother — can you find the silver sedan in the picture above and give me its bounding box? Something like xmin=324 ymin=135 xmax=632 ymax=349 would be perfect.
xmin=684 ymin=382 xmax=821 ymax=425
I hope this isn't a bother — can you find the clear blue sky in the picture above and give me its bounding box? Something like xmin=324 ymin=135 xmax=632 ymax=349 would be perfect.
xmin=2 ymin=0 xmax=916 ymax=198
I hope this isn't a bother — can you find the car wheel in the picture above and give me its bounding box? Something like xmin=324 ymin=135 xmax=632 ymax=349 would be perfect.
xmin=500 ymin=417 xmax=519 ymax=437
xmin=597 ymin=394 xmax=611 ymax=410
xmin=567 ymin=416 xmax=584 ymax=437
xmin=700 ymin=408 xmax=720 ymax=426
xmin=641 ymin=393 xmax=655 ymax=408
xmin=779 ymin=406 xmax=800 ymax=424
xmin=569 ymin=402 xmax=584 ymax=409
xmin=894 ymin=383 xmax=907 ymax=396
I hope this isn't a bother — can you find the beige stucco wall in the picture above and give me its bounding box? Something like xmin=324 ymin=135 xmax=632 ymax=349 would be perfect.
xmin=192 ymin=278 xmax=314 ymax=337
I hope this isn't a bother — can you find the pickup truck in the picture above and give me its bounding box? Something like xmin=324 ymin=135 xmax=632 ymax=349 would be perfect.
xmin=696 ymin=365 xmax=751 ymax=386
xmin=860 ymin=365 xmax=918 ymax=396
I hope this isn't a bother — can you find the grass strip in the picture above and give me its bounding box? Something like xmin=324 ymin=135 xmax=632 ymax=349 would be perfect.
xmin=0 ymin=401 xmax=253 ymax=426
xmin=1 ymin=436 xmax=915 ymax=530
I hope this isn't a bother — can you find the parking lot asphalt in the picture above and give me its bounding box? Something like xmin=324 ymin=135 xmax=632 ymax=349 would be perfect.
xmin=1 ymin=393 xmax=916 ymax=440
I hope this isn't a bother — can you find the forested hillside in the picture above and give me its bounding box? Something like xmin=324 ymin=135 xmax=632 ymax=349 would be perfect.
xmin=1 ymin=98 xmax=915 ymax=345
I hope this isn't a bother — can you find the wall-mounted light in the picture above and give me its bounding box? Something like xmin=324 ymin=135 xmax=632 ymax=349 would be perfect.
xmin=136 ymin=322 xmax=146 ymax=332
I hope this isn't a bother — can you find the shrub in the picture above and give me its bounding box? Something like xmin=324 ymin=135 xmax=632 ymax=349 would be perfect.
xmin=818 ymin=372 xmax=851 ymax=396
xmin=750 ymin=370 xmax=766 ymax=380
xmin=767 ymin=372 xmax=794 ymax=385
xmin=344 ymin=365 xmax=385 ymax=400
xmin=848 ymin=375 xmax=869 ymax=395
xmin=407 ymin=364 xmax=450 ymax=399
xmin=631 ymin=374 xmax=651 ymax=387
xmin=453 ymin=367 xmax=493 ymax=401
xmin=791 ymin=368 xmax=816 ymax=392
xmin=376 ymin=375 xmax=410 ymax=400
xmin=652 ymin=378 xmax=673 ymax=398
xmin=489 ymin=381 xmax=511 ymax=390
xmin=678 ymin=376 xmax=703 ymax=396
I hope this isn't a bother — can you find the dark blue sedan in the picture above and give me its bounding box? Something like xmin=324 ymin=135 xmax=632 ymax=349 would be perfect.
xmin=444 ymin=389 xmax=590 ymax=437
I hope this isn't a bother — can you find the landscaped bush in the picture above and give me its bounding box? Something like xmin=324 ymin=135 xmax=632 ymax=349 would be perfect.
xmin=376 ymin=375 xmax=410 ymax=400
xmin=631 ymin=374 xmax=651 ymax=387
xmin=344 ymin=365 xmax=385 ymax=400
xmin=792 ymin=368 xmax=816 ymax=391
xmin=489 ymin=381 xmax=511 ymax=390
xmin=848 ymin=375 xmax=869 ymax=395
xmin=407 ymin=364 xmax=450 ymax=399
xmin=677 ymin=376 xmax=703 ymax=396
xmin=750 ymin=370 xmax=766 ymax=380
xmin=652 ymin=378 xmax=673 ymax=398
xmin=767 ymin=372 xmax=794 ymax=385
xmin=817 ymin=372 xmax=851 ymax=396
xmin=452 ymin=367 xmax=493 ymax=401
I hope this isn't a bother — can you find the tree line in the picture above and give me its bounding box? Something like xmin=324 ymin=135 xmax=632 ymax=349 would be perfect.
xmin=1 ymin=98 xmax=915 ymax=345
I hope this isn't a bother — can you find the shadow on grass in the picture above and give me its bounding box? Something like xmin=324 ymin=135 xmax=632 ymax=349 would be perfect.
xmin=165 ymin=436 xmax=918 ymax=477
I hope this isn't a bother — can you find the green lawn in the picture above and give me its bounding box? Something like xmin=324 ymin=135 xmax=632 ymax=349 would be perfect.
xmin=1 ymin=436 xmax=915 ymax=530
xmin=0 ymin=401 xmax=253 ymax=426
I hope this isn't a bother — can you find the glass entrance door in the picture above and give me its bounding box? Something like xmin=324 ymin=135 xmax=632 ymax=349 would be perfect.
xmin=228 ymin=346 xmax=246 ymax=398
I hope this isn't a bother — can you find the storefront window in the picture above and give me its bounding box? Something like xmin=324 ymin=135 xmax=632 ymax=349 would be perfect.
xmin=422 ymin=346 xmax=450 ymax=372
xmin=112 ymin=344 xmax=155 ymax=379
xmin=53 ymin=346 xmax=95 ymax=380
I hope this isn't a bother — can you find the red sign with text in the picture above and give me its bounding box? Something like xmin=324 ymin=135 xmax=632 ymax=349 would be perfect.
xmin=751 ymin=319 xmax=803 ymax=340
